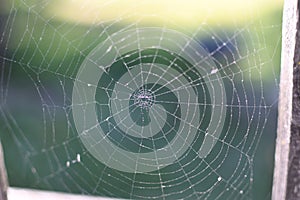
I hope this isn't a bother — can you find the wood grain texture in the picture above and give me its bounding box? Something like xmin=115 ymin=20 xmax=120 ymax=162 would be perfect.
xmin=286 ymin=1 xmax=300 ymax=199
xmin=272 ymin=0 xmax=298 ymax=199
xmin=0 ymin=142 xmax=8 ymax=200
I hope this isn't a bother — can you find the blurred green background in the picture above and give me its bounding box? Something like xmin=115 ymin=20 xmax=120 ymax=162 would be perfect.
xmin=0 ymin=0 xmax=283 ymax=199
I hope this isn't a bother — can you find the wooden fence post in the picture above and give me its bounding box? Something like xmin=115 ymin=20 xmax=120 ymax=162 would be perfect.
xmin=0 ymin=141 xmax=8 ymax=200
xmin=272 ymin=0 xmax=299 ymax=199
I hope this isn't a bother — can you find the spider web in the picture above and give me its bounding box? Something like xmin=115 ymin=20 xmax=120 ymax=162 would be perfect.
xmin=0 ymin=0 xmax=282 ymax=199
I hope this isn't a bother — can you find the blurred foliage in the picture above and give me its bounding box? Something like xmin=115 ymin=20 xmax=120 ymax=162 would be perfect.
xmin=0 ymin=0 xmax=282 ymax=199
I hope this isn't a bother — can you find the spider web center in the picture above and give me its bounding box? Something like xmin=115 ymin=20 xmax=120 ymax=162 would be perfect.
xmin=133 ymin=89 xmax=155 ymax=109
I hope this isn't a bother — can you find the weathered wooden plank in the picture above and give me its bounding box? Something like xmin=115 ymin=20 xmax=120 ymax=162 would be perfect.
xmin=272 ymin=0 xmax=298 ymax=199
xmin=7 ymin=187 xmax=116 ymax=200
xmin=286 ymin=0 xmax=300 ymax=199
xmin=0 ymin=141 xmax=8 ymax=200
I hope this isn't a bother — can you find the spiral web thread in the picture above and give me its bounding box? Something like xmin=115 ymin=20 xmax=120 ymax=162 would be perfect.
xmin=0 ymin=1 xmax=281 ymax=200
